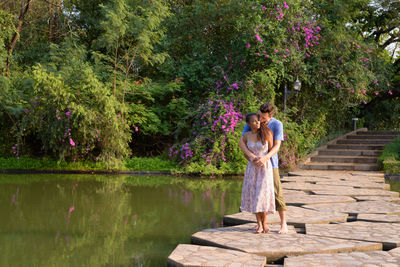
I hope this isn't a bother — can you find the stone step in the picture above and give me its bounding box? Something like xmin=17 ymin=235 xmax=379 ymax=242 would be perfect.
xmin=347 ymin=134 xmax=399 ymax=140
xmin=336 ymin=139 xmax=391 ymax=145
xmin=327 ymin=144 xmax=385 ymax=150
xmin=310 ymin=155 xmax=377 ymax=163
xmin=301 ymin=162 xmax=379 ymax=171
xmin=357 ymin=131 xmax=400 ymax=135
xmin=318 ymin=149 xmax=382 ymax=156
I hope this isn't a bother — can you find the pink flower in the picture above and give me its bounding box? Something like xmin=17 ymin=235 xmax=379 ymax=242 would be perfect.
xmin=375 ymin=91 xmax=379 ymax=95
xmin=69 ymin=206 xmax=75 ymax=213
xmin=284 ymin=2 xmax=289 ymax=9
xmin=255 ymin=34 xmax=263 ymax=43
xmin=362 ymin=89 xmax=366 ymax=94
xmin=389 ymin=90 xmax=393 ymax=95
xmin=246 ymin=43 xmax=251 ymax=48
xmin=69 ymin=138 xmax=75 ymax=147
xmin=274 ymin=49 xmax=279 ymax=53
xmin=57 ymin=116 xmax=61 ymax=120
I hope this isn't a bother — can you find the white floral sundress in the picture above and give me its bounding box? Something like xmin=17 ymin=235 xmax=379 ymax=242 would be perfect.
xmin=240 ymin=140 xmax=275 ymax=214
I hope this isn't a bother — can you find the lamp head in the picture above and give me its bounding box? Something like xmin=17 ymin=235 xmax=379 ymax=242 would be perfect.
xmin=293 ymin=78 xmax=301 ymax=91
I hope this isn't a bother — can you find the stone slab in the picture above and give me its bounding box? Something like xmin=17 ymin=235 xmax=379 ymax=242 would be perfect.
xmin=390 ymin=247 xmax=400 ymax=256
xmin=289 ymin=170 xmax=384 ymax=182
xmin=281 ymin=176 xmax=333 ymax=183
xmin=167 ymin=244 xmax=266 ymax=267
xmin=349 ymin=171 xmax=385 ymax=177
xmin=285 ymin=194 xmax=356 ymax=206
xmin=354 ymin=195 xmax=400 ymax=204
xmin=191 ymin=223 xmax=381 ymax=263
xmin=288 ymin=170 xmax=352 ymax=178
xmin=311 ymin=188 xmax=399 ymax=197
xmin=282 ymin=182 xmax=354 ymax=192
xmin=357 ymin=214 xmax=400 ymax=223
xmin=315 ymin=181 xmax=390 ymax=190
xmin=284 ymin=250 xmax=400 ymax=267
xmin=306 ymin=221 xmax=400 ymax=250
xmin=303 ymin=200 xmax=400 ymax=215
xmin=224 ymin=206 xmax=348 ymax=228
xmin=340 ymin=176 xmax=385 ymax=183
xmin=282 ymin=189 xmax=308 ymax=196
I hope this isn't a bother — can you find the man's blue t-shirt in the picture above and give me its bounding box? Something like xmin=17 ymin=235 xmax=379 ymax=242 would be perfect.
xmin=241 ymin=118 xmax=284 ymax=169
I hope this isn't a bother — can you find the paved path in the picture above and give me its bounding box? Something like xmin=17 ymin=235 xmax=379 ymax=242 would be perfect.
xmin=167 ymin=170 xmax=400 ymax=266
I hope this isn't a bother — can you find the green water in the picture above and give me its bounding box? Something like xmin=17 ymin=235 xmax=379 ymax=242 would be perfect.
xmin=390 ymin=181 xmax=400 ymax=193
xmin=0 ymin=174 xmax=242 ymax=267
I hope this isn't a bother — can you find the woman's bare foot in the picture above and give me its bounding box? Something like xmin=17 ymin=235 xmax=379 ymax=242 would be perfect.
xmin=248 ymin=225 xmax=258 ymax=231
xmin=278 ymin=222 xmax=288 ymax=234
xmin=262 ymin=223 xmax=269 ymax=234
xmin=254 ymin=228 xmax=263 ymax=234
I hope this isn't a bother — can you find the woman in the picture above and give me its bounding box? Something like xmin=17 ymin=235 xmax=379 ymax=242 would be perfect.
xmin=240 ymin=113 xmax=275 ymax=234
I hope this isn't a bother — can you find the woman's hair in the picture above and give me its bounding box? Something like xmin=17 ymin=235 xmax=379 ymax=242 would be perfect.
xmin=245 ymin=113 xmax=258 ymax=123
xmin=259 ymin=103 xmax=275 ymax=116
xmin=245 ymin=113 xmax=273 ymax=149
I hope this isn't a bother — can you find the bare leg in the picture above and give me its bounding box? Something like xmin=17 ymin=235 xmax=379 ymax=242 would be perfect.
xmin=278 ymin=210 xmax=288 ymax=234
xmin=254 ymin=213 xmax=263 ymax=234
xmin=260 ymin=212 xmax=269 ymax=233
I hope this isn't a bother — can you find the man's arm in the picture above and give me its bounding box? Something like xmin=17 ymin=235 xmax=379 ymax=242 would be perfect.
xmin=265 ymin=140 xmax=281 ymax=160
xmin=254 ymin=140 xmax=281 ymax=165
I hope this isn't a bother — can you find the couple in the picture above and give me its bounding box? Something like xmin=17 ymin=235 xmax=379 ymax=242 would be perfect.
xmin=239 ymin=103 xmax=288 ymax=234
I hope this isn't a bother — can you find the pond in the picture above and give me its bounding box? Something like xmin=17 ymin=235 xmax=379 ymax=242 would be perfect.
xmin=0 ymin=174 xmax=242 ymax=267
xmin=390 ymin=181 xmax=400 ymax=194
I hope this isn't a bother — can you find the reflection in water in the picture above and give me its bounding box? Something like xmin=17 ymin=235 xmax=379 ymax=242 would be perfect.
xmin=0 ymin=174 xmax=242 ymax=266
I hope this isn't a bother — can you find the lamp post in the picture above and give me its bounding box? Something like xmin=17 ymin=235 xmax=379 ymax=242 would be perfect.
xmin=283 ymin=77 xmax=302 ymax=113
xmin=352 ymin=117 xmax=358 ymax=131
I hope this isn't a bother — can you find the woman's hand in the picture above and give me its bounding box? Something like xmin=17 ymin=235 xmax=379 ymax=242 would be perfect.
xmin=253 ymin=155 xmax=270 ymax=167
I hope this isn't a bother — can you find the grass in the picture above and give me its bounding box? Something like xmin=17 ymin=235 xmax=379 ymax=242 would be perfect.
xmin=0 ymin=156 xmax=182 ymax=172
xmin=377 ymin=136 xmax=400 ymax=174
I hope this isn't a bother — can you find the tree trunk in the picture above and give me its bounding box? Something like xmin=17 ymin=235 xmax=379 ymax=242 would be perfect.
xmin=5 ymin=0 xmax=35 ymax=77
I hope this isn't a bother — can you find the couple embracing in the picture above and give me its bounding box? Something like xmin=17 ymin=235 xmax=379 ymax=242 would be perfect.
xmin=239 ymin=103 xmax=288 ymax=234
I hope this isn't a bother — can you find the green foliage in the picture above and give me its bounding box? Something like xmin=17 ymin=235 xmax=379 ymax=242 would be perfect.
xmin=15 ymin=38 xmax=131 ymax=168
xmin=0 ymin=0 xmax=399 ymax=174
xmin=124 ymin=157 xmax=180 ymax=171
xmin=378 ymin=136 xmax=400 ymax=174
xmin=0 ymin=10 xmax=15 ymax=73
xmin=362 ymin=97 xmax=400 ymax=130
xmin=126 ymin=78 xmax=189 ymax=136
xmin=0 ymin=156 xmax=105 ymax=171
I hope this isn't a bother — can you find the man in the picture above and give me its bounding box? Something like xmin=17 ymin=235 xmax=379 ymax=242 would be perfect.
xmin=239 ymin=103 xmax=288 ymax=234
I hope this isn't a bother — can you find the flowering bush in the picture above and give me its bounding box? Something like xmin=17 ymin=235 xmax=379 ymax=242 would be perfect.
xmin=12 ymin=40 xmax=131 ymax=168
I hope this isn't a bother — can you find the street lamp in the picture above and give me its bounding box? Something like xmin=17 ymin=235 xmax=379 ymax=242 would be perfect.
xmin=283 ymin=77 xmax=302 ymax=113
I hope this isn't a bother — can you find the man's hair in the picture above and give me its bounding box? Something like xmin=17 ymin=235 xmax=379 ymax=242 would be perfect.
xmin=259 ymin=103 xmax=275 ymax=115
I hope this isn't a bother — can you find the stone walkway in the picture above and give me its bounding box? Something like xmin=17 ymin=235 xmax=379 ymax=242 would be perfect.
xmin=167 ymin=170 xmax=400 ymax=266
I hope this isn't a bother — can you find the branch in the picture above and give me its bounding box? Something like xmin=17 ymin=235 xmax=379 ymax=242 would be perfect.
xmin=373 ymin=25 xmax=397 ymax=42
xmin=5 ymin=0 xmax=35 ymax=76
xmin=379 ymin=35 xmax=400 ymax=50
xmin=40 ymin=0 xmax=62 ymax=8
